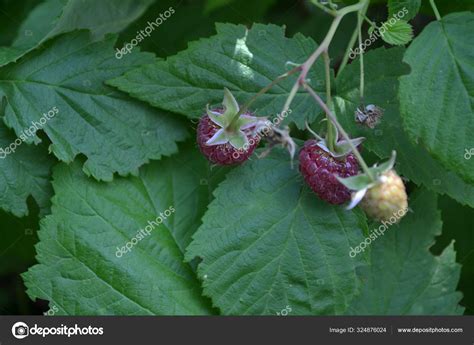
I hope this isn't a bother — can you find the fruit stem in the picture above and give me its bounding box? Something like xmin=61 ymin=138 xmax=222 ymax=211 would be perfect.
xmin=358 ymin=10 xmax=365 ymax=101
xmin=280 ymin=81 xmax=300 ymax=122
xmin=237 ymin=66 xmax=301 ymax=117
xmin=429 ymin=0 xmax=441 ymax=20
xmin=323 ymin=50 xmax=336 ymax=152
xmin=362 ymin=13 xmax=376 ymax=28
xmin=303 ymin=82 xmax=375 ymax=181
xmin=305 ymin=121 xmax=324 ymax=141
xmin=298 ymin=15 xmax=342 ymax=83
xmin=323 ymin=50 xmax=332 ymax=110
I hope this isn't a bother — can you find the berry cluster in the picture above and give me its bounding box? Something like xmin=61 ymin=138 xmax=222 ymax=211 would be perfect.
xmin=196 ymin=89 xmax=408 ymax=222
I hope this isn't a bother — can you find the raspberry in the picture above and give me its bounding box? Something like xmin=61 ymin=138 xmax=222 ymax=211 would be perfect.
xmin=360 ymin=169 xmax=408 ymax=222
xmin=197 ymin=113 xmax=260 ymax=165
xmin=196 ymin=88 xmax=264 ymax=166
xmin=299 ymin=140 xmax=359 ymax=204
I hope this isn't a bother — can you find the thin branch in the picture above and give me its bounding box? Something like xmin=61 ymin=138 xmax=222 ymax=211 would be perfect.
xmin=238 ymin=66 xmax=301 ymax=116
xmin=323 ymin=50 xmax=336 ymax=152
xmin=282 ymin=0 xmax=369 ymax=115
xmin=358 ymin=10 xmax=365 ymax=101
xmin=323 ymin=50 xmax=332 ymax=109
xmin=429 ymin=0 xmax=441 ymax=20
xmin=280 ymin=81 xmax=300 ymax=119
xmin=362 ymin=13 xmax=376 ymax=27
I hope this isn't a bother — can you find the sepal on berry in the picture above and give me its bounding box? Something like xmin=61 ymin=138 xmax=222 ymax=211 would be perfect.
xmin=205 ymin=88 xmax=264 ymax=150
xmin=316 ymin=136 xmax=365 ymax=158
xmin=306 ymin=120 xmax=364 ymax=158
xmin=337 ymin=150 xmax=397 ymax=197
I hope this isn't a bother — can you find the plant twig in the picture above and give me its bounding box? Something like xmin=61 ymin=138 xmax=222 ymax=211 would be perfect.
xmin=323 ymin=50 xmax=332 ymax=110
xmin=323 ymin=50 xmax=336 ymax=151
xmin=429 ymin=0 xmax=441 ymax=20
xmin=237 ymin=66 xmax=301 ymax=116
xmin=287 ymin=0 xmax=369 ymax=113
xmin=362 ymin=13 xmax=376 ymax=27
xmin=280 ymin=81 xmax=300 ymax=119
xmin=358 ymin=10 xmax=365 ymax=101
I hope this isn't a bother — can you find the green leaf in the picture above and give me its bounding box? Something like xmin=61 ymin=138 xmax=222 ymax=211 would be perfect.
xmin=0 ymin=0 xmax=155 ymax=67
xmin=0 ymin=31 xmax=188 ymax=181
xmin=339 ymin=151 xmax=397 ymax=191
xmin=335 ymin=46 xmax=474 ymax=208
xmin=337 ymin=174 xmax=373 ymax=191
xmin=109 ymin=23 xmax=327 ymax=129
xmin=399 ymin=12 xmax=474 ymax=184
xmin=380 ymin=20 xmax=414 ymax=46
xmin=0 ymin=123 xmax=54 ymax=217
xmin=388 ymin=0 xmax=421 ymax=21
xmin=349 ymin=189 xmax=464 ymax=314
xmin=22 ymin=145 xmax=226 ymax=315
xmin=185 ymin=149 xmax=369 ymax=315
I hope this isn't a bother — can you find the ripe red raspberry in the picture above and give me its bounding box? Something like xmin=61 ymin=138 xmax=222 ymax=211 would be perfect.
xmin=197 ymin=113 xmax=260 ymax=165
xmin=196 ymin=88 xmax=264 ymax=166
xmin=299 ymin=140 xmax=359 ymax=204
